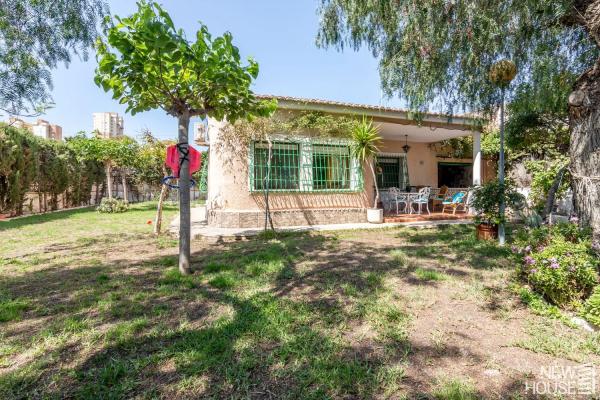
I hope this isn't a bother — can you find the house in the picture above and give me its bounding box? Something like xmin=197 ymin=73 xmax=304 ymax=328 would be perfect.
xmin=199 ymin=95 xmax=494 ymax=228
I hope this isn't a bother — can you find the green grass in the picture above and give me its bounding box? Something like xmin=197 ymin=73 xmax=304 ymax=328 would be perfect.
xmin=0 ymin=202 xmax=178 ymax=255
xmin=414 ymin=267 xmax=447 ymax=281
xmin=513 ymin=320 xmax=600 ymax=362
xmin=0 ymin=297 xmax=29 ymax=322
xmin=433 ymin=379 xmax=478 ymax=400
xmin=0 ymin=208 xmax=588 ymax=398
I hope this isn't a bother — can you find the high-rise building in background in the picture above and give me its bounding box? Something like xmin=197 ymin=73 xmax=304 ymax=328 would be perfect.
xmin=193 ymin=121 xmax=209 ymax=145
xmin=93 ymin=112 xmax=124 ymax=138
xmin=7 ymin=117 xmax=62 ymax=141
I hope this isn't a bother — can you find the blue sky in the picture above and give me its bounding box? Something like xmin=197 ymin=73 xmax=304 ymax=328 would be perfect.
xmin=40 ymin=0 xmax=403 ymax=140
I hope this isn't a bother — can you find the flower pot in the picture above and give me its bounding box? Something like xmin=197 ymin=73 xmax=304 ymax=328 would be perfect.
xmin=476 ymin=223 xmax=498 ymax=240
xmin=367 ymin=208 xmax=384 ymax=224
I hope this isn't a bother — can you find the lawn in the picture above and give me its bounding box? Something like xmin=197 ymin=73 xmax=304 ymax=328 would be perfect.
xmin=1 ymin=203 xmax=599 ymax=399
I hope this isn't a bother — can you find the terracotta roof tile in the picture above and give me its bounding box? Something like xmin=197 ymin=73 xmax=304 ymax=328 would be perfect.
xmin=256 ymin=94 xmax=479 ymax=121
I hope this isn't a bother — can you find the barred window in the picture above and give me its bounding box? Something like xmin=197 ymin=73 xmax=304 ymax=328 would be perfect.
xmin=252 ymin=142 xmax=299 ymax=190
xmin=249 ymin=139 xmax=362 ymax=192
xmin=376 ymin=156 xmax=409 ymax=189
xmin=312 ymin=144 xmax=351 ymax=190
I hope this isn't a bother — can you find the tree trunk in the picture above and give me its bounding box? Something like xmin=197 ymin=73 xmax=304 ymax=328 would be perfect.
xmin=263 ymin=139 xmax=275 ymax=231
xmin=106 ymin=162 xmax=113 ymax=199
xmin=569 ymin=58 xmax=600 ymax=253
xmin=541 ymin=165 xmax=567 ymax=221
xmin=369 ymin=161 xmax=380 ymax=209
xmin=154 ymin=166 xmax=170 ymax=235
xmin=177 ymin=113 xmax=192 ymax=275
xmin=122 ymin=173 xmax=128 ymax=202
xmin=96 ymin=181 xmax=103 ymax=205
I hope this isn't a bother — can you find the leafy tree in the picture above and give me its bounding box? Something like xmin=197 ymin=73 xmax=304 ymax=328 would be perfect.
xmin=195 ymin=151 xmax=209 ymax=193
xmin=0 ymin=124 xmax=38 ymax=215
xmin=317 ymin=0 xmax=600 ymax=250
xmin=95 ymin=1 xmax=275 ymax=274
xmin=35 ymin=140 xmax=69 ymax=211
xmin=0 ymin=0 xmax=107 ymax=115
xmin=67 ymin=133 xmax=137 ymax=200
xmin=63 ymin=138 xmax=105 ymax=207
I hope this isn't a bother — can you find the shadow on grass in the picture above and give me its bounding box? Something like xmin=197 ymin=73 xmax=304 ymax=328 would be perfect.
xmin=0 ymin=227 xmax=526 ymax=399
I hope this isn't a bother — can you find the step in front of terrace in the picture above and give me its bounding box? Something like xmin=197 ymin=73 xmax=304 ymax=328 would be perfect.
xmin=383 ymin=212 xmax=473 ymax=223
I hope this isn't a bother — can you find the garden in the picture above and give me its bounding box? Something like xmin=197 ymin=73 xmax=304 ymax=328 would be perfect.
xmin=1 ymin=203 xmax=600 ymax=399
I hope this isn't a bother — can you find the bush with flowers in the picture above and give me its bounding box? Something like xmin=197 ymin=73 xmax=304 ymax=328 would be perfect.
xmin=582 ymin=286 xmax=600 ymax=327
xmin=513 ymin=222 xmax=598 ymax=308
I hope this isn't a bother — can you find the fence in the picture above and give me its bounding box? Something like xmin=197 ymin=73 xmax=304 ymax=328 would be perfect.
xmin=17 ymin=181 xmax=205 ymax=216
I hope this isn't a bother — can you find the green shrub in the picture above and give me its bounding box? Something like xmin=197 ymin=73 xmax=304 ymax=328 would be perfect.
xmin=582 ymin=286 xmax=600 ymax=326
xmin=96 ymin=197 xmax=129 ymax=213
xmin=524 ymin=157 xmax=569 ymax=212
xmin=514 ymin=223 xmax=598 ymax=308
xmin=471 ymin=179 xmax=525 ymax=226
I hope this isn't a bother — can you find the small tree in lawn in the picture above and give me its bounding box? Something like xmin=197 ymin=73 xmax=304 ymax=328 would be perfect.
xmin=95 ymin=2 xmax=275 ymax=275
xmin=135 ymin=129 xmax=173 ymax=235
xmin=350 ymin=118 xmax=382 ymax=209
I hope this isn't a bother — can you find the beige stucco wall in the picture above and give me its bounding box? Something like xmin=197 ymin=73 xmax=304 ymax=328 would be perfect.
xmin=206 ymin=119 xmax=477 ymax=216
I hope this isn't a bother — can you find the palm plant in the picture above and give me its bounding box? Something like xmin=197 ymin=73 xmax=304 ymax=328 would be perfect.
xmin=350 ymin=117 xmax=382 ymax=209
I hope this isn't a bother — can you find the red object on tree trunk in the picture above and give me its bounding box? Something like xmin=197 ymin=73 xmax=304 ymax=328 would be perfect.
xmin=166 ymin=144 xmax=201 ymax=178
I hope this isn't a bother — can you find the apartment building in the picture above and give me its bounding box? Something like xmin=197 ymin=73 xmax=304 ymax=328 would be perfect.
xmin=8 ymin=117 xmax=62 ymax=141
xmin=92 ymin=112 xmax=124 ymax=138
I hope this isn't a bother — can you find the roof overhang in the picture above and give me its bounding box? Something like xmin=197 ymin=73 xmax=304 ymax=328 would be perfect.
xmin=258 ymin=95 xmax=483 ymax=143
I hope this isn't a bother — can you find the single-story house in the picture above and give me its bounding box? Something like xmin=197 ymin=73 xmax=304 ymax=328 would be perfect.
xmin=198 ymin=95 xmax=494 ymax=228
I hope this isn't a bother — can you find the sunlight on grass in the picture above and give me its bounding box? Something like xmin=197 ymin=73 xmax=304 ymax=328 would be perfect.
xmin=389 ymin=249 xmax=409 ymax=267
xmin=514 ymin=320 xmax=600 ymax=362
xmin=414 ymin=267 xmax=447 ymax=281
xmin=433 ymin=378 xmax=478 ymax=400
xmin=0 ymin=298 xmax=29 ymax=322
xmin=0 ymin=214 xmax=557 ymax=398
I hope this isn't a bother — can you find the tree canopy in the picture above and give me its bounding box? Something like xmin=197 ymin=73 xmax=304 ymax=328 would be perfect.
xmin=317 ymin=0 xmax=597 ymax=115
xmin=94 ymin=1 xmax=275 ymax=121
xmin=95 ymin=1 xmax=275 ymax=274
xmin=0 ymin=0 xmax=108 ymax=116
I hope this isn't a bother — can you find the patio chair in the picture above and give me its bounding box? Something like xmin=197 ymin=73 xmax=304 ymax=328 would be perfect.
xmin=388 ymin=187 xmax=410 ymax=214
xmin=441 ymin=191 xmax=467 ymax=215
xmin=410 ymin=186 xmax=431 ymax=215
xmin=432 ymin=185 xmax=449 ymax=211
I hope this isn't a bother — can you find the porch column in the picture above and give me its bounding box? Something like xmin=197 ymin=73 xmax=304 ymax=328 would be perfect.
xmin=472 ymin=131 xmax=482 ymax=186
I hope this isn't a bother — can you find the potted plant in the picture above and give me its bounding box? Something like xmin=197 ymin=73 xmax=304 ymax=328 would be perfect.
xmin=471 ymin=179 xmax=524 ymax=240
xmin=351 ymin=117 xmax=383 ymax=223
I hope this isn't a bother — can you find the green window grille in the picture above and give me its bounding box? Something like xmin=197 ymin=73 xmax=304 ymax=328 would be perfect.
xmin=249 ymin=138 xmax=363 ymax=192
xmin=312 ymin=144 xmax=351 ymax=190
xmin=252 ymin=142 xmax=300 ymax=190
xmin=376 ymin=156 xmax=409 ymax=189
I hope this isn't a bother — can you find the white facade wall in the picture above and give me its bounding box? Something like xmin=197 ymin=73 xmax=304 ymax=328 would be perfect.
xmin=93 ymin=112 xmax=124 ymax=138
xmin=32 ymin=124 xmax=50 ymax=139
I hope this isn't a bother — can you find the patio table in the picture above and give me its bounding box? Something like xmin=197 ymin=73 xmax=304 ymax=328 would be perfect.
xmin=394 ymin=191 xmax=417 ymax=214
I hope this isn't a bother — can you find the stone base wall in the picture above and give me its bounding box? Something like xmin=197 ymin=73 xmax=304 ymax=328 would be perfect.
xmin=208 ymin=208 xmax=367 ymax=228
